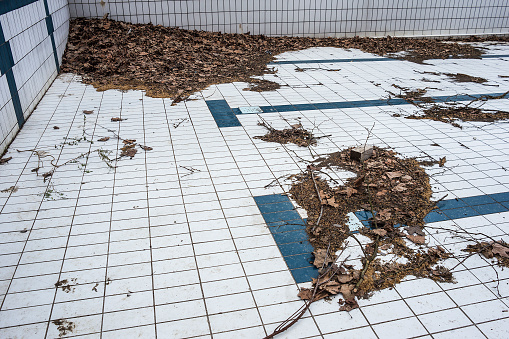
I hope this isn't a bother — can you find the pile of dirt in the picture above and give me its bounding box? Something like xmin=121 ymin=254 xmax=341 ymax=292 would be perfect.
xmin=290 ymin=147 xmax=434 ymax=251
xmin=255 ymin=121 xmax=318 ymax=147
xmin=62 ymin=18 xmax=497 ymax=103
xmin=288 ymin=146 xmax=453 ymax=310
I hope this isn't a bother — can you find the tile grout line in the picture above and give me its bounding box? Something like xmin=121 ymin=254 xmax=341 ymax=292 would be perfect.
xmin=162 ymin=98 xmax=213 ymax=337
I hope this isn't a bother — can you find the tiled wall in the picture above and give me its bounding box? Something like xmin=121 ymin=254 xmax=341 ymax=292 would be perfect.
xmin=68 ymin=0 xmax=509 ymax=37
xmin=0 ymin=0 xmax=69 ymax=154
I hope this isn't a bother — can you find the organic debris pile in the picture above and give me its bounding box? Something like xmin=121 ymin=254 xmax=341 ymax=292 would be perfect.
xmin=389 ymin=87 xmax=509 ymax=127
xmin=255 ymin=121 xmax=318 ymax=147
xmin=463 ymin=241 xmax=509 ymax=268
xmin=288 ymin=147 xmax=454 ymax=310
xmin=445 ymin=73 xmax=487 ymax=83
xmin=62 ymin=18 xmax=493 ymax=103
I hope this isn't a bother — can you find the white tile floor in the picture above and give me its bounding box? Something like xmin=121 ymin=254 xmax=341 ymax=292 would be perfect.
xmin=1 ymin=44 xmax=509 ymax=338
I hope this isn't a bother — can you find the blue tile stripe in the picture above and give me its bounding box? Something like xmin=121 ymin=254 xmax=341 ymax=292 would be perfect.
xmin=253 ymin=194 xmax=318 ymax=283
xmin=269 ymin=54 xmax=509 ymax=65
xmin=43 ymin=0 xmax=60 ymax=72
xmin=206 ymin=100 xmax=242 ymax=128
xmin=0 ymin=22 xmax=24 ymax=127
xmin=256 ymin=192 xmax=509 ymax=284
xmin=0 ymin=0 xmax=38 ymax=16
xmin=235 ymin=92 xmax=509 ymax=115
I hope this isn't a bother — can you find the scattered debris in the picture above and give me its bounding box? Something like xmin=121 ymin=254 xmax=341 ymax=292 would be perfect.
xmin=445 ymin=73 xmax=487 ymax=83
xmin=52 ymin=319 xmax=75 ymax=337
xmin=255 ymin=120 xmax=318 ymax=147
xmin=0 ymin=156 xmax=12 ymax=165
xmin=92 ymin=283 xmax=99 ymax=292
xmin=390 ymin=86 xmax=509 ymax=127
xmin=62 ymin=18 xmax=498 ymax=103
xmin=53 ymin=126 xmax=60 ymax=129
xmin=120 ymin=140 xmax=137 ymax=158
xmin=55 ymin=278 xmax=77 ymax=293
xmin=243 ymin=78 xmax=280 ymax=92
xmin=463 ymin=241 xmax=509 ymax=267
xmin=1 ymin=186 xmax=18 ymax=193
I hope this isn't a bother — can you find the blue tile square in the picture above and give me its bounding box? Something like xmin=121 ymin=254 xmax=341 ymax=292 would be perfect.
xmin=278 ymin=241 xmax=314 ymax=256
xmin=442 ymin=206 xmax=479 ymax=219
xmin=293 ymin=103 xmax=315 ymax=111
xmin=254 ymin=194 xmax=289 ymax=205
xmin=267 ymin=219 xmax=306 ymax=233
xmin=261 ymin=210 xmax=302 ymax=223
xmin=275 ymin=105 xmax=296 ymax=112
xmin=260 ymin=106 xmax=277 ymax=113
xmin=290 ymin=266 xmax=319 ymax=284
xmin=472 ymin=203 xmax=507 ymax=215
xmin=272 ymin=229 xmax=309 ymax=244
xmin=436 ymin=198 xmax=468 ymax=210
xmin=284 ymin=252 xmax=314 ymax=269
xmin=490 ymin=192 xmax=509 ymax=203
xmin=257 ymin=201 xmax=295 ymax=214
xmin=424 ymin=210 xmax=450 ymax=223
xmin=462 ymin=195 xmax=496 ymax=207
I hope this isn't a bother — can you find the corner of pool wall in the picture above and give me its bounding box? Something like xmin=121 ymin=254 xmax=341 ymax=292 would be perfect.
xmin=0 ymin=0 xmax=70 ymax=155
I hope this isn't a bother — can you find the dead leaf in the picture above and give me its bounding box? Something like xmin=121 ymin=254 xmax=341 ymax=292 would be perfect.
xmin=401 ymin=175 xmax=413 ymax=182
xmin=123 ymin=139 xmax=136 ymax=144
xmin=492 ymin=243 xmax=509 ymax=258
xmin=405 ymin=226 xmax=425 ymax=236
xmin=337 ymin=274 xmax=353 ymax=283
xmin=393 ymin=183 xmax=407 ymax=192
xmin=353 ymin=175 xmax=364 ymax=187
xmin=339 ymin=284 xmax=355 ymax=300
xmin=111 ymin=117 xmax=124 ymax=122
xmin=140 ymin=145 xmax=153 ymax=151
xmin=372 ymin=229 xmax=387 ymax=237
xmin=339 ymin=297 xmax=359 ymax=312
xmin=377 ymin=209 xmax=392 ymax=220
xmin=323 ymin=281 xmax=341 ymax=294
xmin=326 ymin=196 xmax=339 ymax=208
xmin=386 ymin=171 xmax=402 ymax=179
xmin=98 ymin=137 xmax=110 ymax=142
xmin=0 ymin=157 xmax=12 ymax=165
xmin=298 ymin=288 xmax=313 ymax=300
xmin=439 ymin=156 xmax=446 ymax=167
xmin=406 ymin=234 xmax=425 ymax=244
xmin=376 ymin=189 xmax=387 ymax=196
xmin=83 ymin=110 xmax=94 ymax=114
xmin=53 ymin=126 xmax=60 ymax=129
xmin=313 ymin=248 xmax=336 ymax=268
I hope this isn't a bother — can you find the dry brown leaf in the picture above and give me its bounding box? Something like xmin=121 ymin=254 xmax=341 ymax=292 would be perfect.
xmin=337 ymin=274 xmax=353 ymax=283
xmin=98 ymin=137 xmax=110 ymax=142
xmin=327 ymin=196 xmax=339 ymax=208
xmin=141 ymin=145 xmax=153 ymax=151
xmin=111 ymin=117 xmax=124 ymax=122
xmin=298 ymin=288 xmax=313 ymax=300
xmin=372 ymin=229 xmax=387 ymax=237
xmin=405 ymin=226 xmax=425 ymax=236
xmin=339 ymin=297 xmax=359 ymax=312
xmin=83 ymin=110 xmax=94 ymax=114
xmin=323 ymin=281 xmax=341 ymax=294
xmin=377 ymin=209 xmax=392 ymax=220
xmin=339 ymin=284 xmax=355 ymax=300
xmin=386 ymin=171 xmax=402 ymax=179
xmin=376 ymin=189 xmax=387 ymax=196
xmin=313 ymin=249 xmax=336 ymax=268
xmin=393 ymin=183 xmax=407 ymax=192
xmin=439 ymin=156 xmax=447 ymax=167
xmin=406 ymin=234 xmax=426 ymax=244
xmin=401 ymin=175 xmax=413 ymax=182
xmin=123 ymin=139 xmax=136 ymax=144
xmin=492 ymin=243 xmax=509 ymax=258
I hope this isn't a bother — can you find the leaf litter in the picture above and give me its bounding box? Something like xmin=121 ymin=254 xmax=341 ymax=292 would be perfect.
xmin=388 ymin=86 xmax=509 ymax=127
xmin=61 ymin=18 xmax=507 ymax=104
